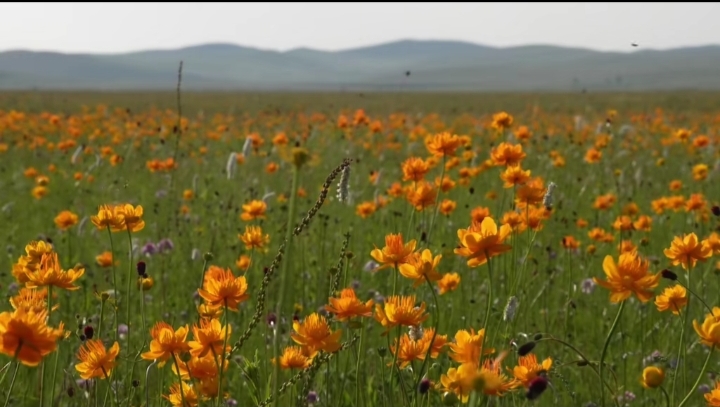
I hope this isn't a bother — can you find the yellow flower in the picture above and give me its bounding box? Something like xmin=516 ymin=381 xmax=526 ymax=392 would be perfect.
xmin=91 ymin=204 xmax=124 ymax=230
xmin=398 ymin=249 xmax=443 ymax=287
xmin=654 ymin=285 xmax=687 ymax=315
xmin=663 ymin=233 xmax=712 ymax=270
xmin=454 ymin=217 xmax=512 ymax=268
xmin=593 ymin=251 xmax=660 ymax=303
xmin=641 ymin=366 xmax=664 ymax=389
xmin=448 ymin=328 xmax=494 ymax=365
xmin=164 ymin=382 xmax=199 ymax=407
xmin=693 ymin=307 xmax=720 ymax=347
xmin=491 ymin=111 xmax=514 ymax=130
xmin=111 ymin=204 xmax=145 ymax=233
xmin=75 ymin=339 xmax=120 ymax=380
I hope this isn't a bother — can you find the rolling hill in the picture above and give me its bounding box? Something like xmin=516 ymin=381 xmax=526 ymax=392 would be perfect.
xmin=1 ymin=40 xmax=719 ymax=91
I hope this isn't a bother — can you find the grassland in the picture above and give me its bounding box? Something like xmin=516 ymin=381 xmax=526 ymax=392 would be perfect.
xmin=0 ymin=91 xmax=719 ymax=407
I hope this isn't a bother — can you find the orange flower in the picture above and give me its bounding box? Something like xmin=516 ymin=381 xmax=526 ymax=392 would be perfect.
xmin=437 ymin=273 xmax=461 ymax=295
xmin=389 ymin=328 xmax=446 ymax=369
xmin=356 ymin=201 xmax=377 ymax=219
xmin=239 ymin=225 xmax=269 ymax=250
xmin=370 ymin=233 xmax=417 ymax=270
xmin=705 ymin=380 xmax=720 ymax=406
xmin=398 ymin=249 xmax=443 ymax=287
xmin=325 ymin=288 xmax=374 ymax=321
xmin=406 ymin=181 xmax=437 ymax=211
xmin=584 ymin=148 xmax=602 ymax=163
xmin=91 ymin=204 xmax=124 ymax=231
xmin=500 ymin=166 xmax=530 ymax=188
xmin=0 ymin=308 xmax=65 ymax=366
xmin=454 ymin=217 xmax=512 ymax=268
xmin=401 ymin=157 xmax=430 ymax=182
xmin=164 ymin=382 xmax=199 ymax=407
xmin=655 ymin=285 xmax=687 ymax=315
xmin=425 ymin=132 xmax=461 ymax=157
xmin=290 ymin=313 xmax=342 ymax=355
xmin=693 ymin=307 xmax=720 ymax=347
xmin=561 ymin=236 xmax=580 ymax=250
xmin=491 ymin=111 xmax=514 ymax=130
xmin=75 ymin=339 xmax=120 ymax=380
xmin=273 ymin=346 xmax=313 ymax=370
xmin=198 ymin=267 xmax=249 ymax=311
xmin=240 ymin=200 xmax=267 ymax=221
xmin=448 ymin=328 xmax=494 ymax=365
xmin=374 ymin=295 xmax=429 ymax=334
xmin=490 ymin=142 xmax=526 ymax=167
xmin=95 ymin=251 xmax=114 ymax=268
xmin=25 ymin=252 xmax=84 ymax=291
xmin=188 ymin=318 xmax=231 ymax=358
xmin=511 ymin=354 xmax=552 ymax=387
xmin=439 ymin=199 xmax=457 ymax=216
xmin=10 ymin=288 xmax=54 ymax=313
xmin=663 ymin=233 xmax=712 ymax=270
xmin=593 ymin=251 xmax=660 ymax=303
xmin=141 ymin=322 xmax=190 ymax=366
xmin=112 ymin=204 xmax=145 ymax=233
xmin=54 ymin=210 xmax=79 ymax=230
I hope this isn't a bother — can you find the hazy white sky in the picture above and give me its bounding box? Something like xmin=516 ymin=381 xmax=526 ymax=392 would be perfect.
xmin=1 ymin=2 xmax=719 ymax=54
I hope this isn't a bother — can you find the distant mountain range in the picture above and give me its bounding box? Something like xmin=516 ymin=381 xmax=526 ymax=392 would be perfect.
xmin=1 ymin=40 xmax=720 ymax=91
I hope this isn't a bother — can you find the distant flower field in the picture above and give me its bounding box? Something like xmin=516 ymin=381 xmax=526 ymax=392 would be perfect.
xmin=0 ymin=90 xmax=719 ymax=407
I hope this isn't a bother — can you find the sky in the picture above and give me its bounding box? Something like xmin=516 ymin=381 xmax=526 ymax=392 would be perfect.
xmin=1 ymin=2 xmax=719 ymax=54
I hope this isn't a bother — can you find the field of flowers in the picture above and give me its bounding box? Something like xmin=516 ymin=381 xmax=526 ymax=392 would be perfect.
xmin=0 ymin=90 xmax=719 ymax=407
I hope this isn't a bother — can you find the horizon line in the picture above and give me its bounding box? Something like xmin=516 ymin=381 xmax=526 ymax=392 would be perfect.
xmin=2 ymin=38 xmax=720 ymax=56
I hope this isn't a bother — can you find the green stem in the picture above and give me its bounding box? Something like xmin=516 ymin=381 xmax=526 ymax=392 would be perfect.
xmin=271 ymin=164 xmax=300 ymax=407
xmin=599 ymin=300 xmax=626 ymax=407
xmin=125 ymin=227 xmax=134 ymax=352
xmin=660 ymin=386 xmax=671 ymax=407
xmin=481 ymin=254 xmax=493 ymax=355
xmin=217 ymin=301 xmax=229 ymax=406
xmin=671 ymin=308 xmax=687 ymax=406
xmin=3 ymin=345 xmax=22 ymax=407
xmin=107 ymin=227 xmax=118 ymax=342
xmin=413 ymin=277 xmax=440 ymax=396
xmin=425 ymin=155 xmax=446 ymax=245
xmin=171 ymin=354 xmax=186 ymax=407
xmin=677 ymin=346 xmax=714 ymax=407
xmin=354 ymin=322 xmax=366 ymax=407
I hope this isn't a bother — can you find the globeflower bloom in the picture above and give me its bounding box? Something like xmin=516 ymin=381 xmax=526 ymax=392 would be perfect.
xmin=594 ymin=251 xmax=660 ymax=303
xmin=454 ymin=217 xmax=512 ymax=268
xmin=512 ymin=354 xmax=552 ymax=387
xmin=198 ymin=266 xmax=249 ymax=311
xmin=112 ymin=204 xmax=145 ymax=232
xmin=654 ymin=285 xmax=687 ymax=315
xmin=640 ymin=366 xmax=664 ymax=389
xmin=291 ymin=313 xmax=342 ymax=355
xmin=398 ymin=249 xmax=443 ymax=287
xmin=325 ymin=288 xmax=374 ymax=321
xmin=693 ymin=307 xmax=720 ymax=347
xmin=663 ymin=233 xmax=712 ymax=270
xmin=374 ymin=295 xmax=429 ymax=335
xmin=75 ymin=339 xmax=120 ymax=380
xmin=370 ymin=233 xmax=417 ymax=270
xmin=25 ymin=252 xmax=84 ymax=291
xmin=0 ymin=308 xmax=65 ymax=366
xmin=54 ymin=210 xmax=79 ymax=230
xmin=240 ymin=200 xmax=267 ymax=221
xmin=141 ymin=322 xmax=190 ymax=366
xmin=425 ymin=132 xmax=461 ymax=157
